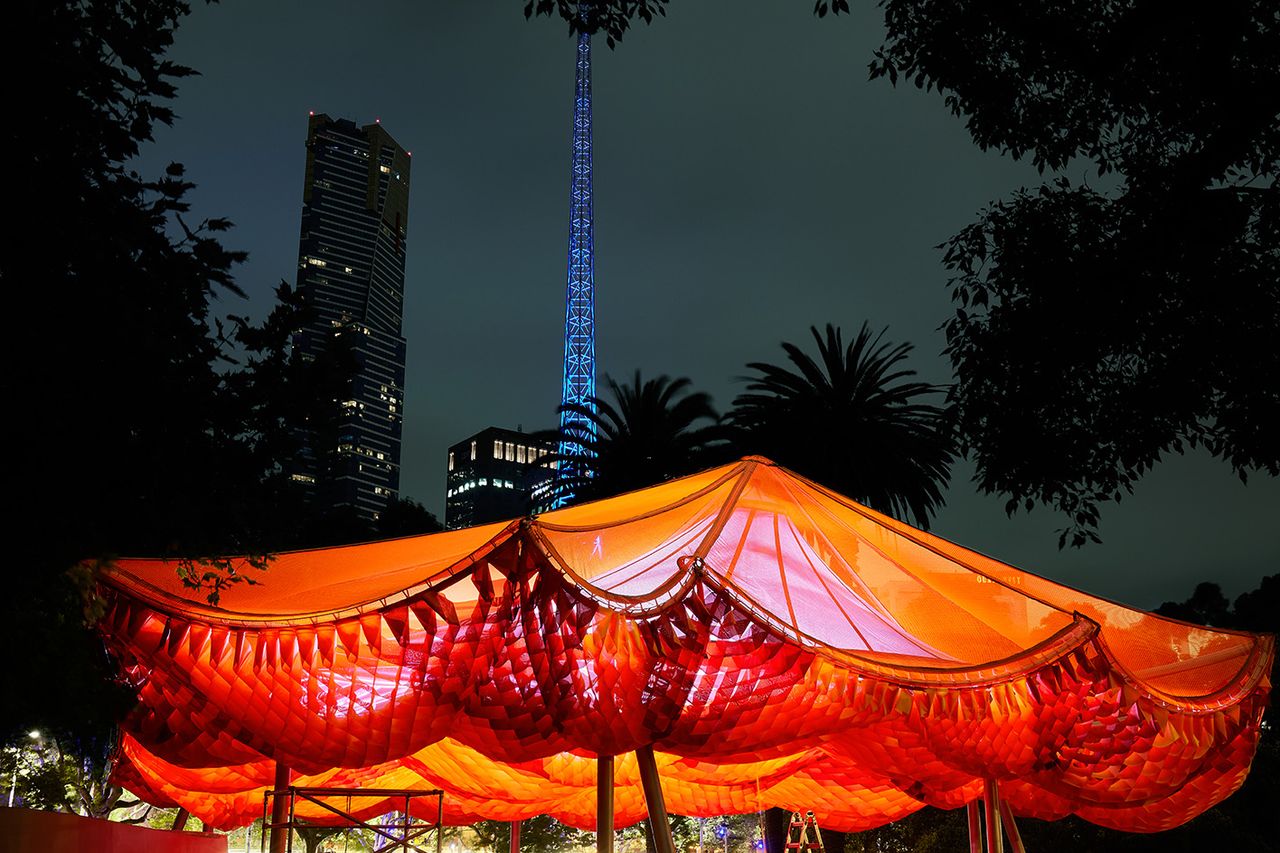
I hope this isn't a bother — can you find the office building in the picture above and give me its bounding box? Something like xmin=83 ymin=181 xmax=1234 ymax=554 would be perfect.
xmin=291 ymin=113 xmax=411 ymax=522
xmin=445 ymin=427 xmax=556 ymax=529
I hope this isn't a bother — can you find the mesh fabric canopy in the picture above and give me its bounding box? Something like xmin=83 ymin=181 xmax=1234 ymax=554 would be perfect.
xmin=98 ymin=458 xmax=1273 ymax=833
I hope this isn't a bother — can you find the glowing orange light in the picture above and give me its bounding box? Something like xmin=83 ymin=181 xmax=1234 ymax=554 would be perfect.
xmin=97 ymin=458 xmax=1274 ymax=833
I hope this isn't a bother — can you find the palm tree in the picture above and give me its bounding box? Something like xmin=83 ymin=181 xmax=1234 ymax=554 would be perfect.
xmin=730 ymin=324 xmax=954 ymax=529
xmin=546 ymin=371 xmax=725 ymax=505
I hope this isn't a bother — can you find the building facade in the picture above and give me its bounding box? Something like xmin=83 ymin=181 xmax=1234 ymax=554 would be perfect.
xmin=445 ymin=427 xmax=556 ymax=529
xmin=291 ymin=113 xmax=411 ymax=522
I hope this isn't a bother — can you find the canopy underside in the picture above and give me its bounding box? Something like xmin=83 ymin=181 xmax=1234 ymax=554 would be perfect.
xmin=99 ymin=458 xmax=1273 ymax=833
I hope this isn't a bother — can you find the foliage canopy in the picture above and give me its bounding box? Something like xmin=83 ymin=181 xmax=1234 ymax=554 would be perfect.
xmin=3 ymin=0 xmax=377 ymax=749
xmin=731 ymin=324 xmax=954 ymax=529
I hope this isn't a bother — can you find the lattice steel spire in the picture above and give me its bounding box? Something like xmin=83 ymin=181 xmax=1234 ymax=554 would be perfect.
xmin=554 ymin=20 xmax=596 ymax=506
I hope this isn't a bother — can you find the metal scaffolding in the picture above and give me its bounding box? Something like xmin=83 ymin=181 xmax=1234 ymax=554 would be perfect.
xmin=261 ymin=786 xmax=444 ymax=853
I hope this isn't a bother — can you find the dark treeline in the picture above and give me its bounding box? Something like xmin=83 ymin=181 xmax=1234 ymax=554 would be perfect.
xmin=3 ymin=0 xmax=439 ymax=767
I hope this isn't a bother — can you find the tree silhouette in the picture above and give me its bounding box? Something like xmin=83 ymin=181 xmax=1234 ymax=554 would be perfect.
xmin=730 ymin=324 xmax=953 ymax=529
xmin=523 ymin=0 xmax=668 ymax=47
xmin=377 ymin=496 xmax=445 ymax=538
xmin=885 ymin=0 xmax=1280 ymax=546
xmin=3 ymin=0 xmax=336 ymax=748
xmin=546 ymin=371 xmax=724 ymax=505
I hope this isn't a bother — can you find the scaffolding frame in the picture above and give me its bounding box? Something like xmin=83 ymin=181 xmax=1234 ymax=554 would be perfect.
xmin=261 ymin=786 xmax=444 ymax=853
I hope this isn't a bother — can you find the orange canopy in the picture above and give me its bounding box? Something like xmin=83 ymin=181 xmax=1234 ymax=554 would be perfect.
xmin=98 ymin=458 xmax=1273 ymax=833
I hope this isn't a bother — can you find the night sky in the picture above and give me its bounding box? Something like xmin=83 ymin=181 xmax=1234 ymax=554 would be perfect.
xmin=134 ymin=1 xmax=1278 ymax=609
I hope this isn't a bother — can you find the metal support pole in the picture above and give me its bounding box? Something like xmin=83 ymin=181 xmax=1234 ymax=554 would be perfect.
xmin=510 ymin=820 xmax=522 ymax=853
xmin=966 ymin=801 xmax=982 ymax=853
xmin=270 ymin=761 xmax=291 ymax=853
xmin=172 ymin=808 xmax=190 ymax=832
xmin=998 ymin=799 xmax=1026 ymax=853
xmin=982 ymin=779 xmax=1004 ymax=853
xmin=635 ymin=746 xmax=677 ymax=853
xmin=597 ymin=755 xmax=615 ymax=853
xmin=287 ymin=788 xmax=297 ymax=853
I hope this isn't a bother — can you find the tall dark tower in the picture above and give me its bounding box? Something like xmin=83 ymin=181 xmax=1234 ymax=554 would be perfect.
xmin=292 ymin=113 xmax=411 ymax=522
xmin=554 ymin=21 xmax=597 ymax=507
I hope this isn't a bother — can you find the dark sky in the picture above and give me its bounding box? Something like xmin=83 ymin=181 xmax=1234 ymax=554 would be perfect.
xmin=136 ymin=1 xmax=1278 ymax=610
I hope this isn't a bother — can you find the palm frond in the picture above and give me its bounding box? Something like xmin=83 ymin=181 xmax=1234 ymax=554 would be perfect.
xmin=731 ymin=323 xmax=955 ymax=528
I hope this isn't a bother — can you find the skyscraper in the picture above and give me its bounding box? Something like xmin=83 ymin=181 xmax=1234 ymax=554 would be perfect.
xmin=291 ymin=113 xmax=411 ymax=522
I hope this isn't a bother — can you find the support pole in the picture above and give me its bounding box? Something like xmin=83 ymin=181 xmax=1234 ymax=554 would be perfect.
xmin=260 ymin=795 xmax=269 ymax=853
xmin=172 ymin=808 xmax=190 ymax=832
xmin=510 ymin=820 xmax=522 ymax=853
xmin=597 ymin=756 xmax=615 ymax=853
xmin=982 ymin=779 xmax=1004 ymax=853
xmin=635 ymin=746 xmax=677 ymax=853
xmin=966 ymin=800 xmax=982 ymax=853
xmin=762 ymin=807 xmax=790 ymax=853
xmin=998 ymin=799 xmax=1026 ymax=853
xmin=437 ymin=791 xmax=445 ymax=853
xmin=269 ymin=761 xmax=290 ymax=853
xmin=287 ymin=789 xmax=297 ymax=853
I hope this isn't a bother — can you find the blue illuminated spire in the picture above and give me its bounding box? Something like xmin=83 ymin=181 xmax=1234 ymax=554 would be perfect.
xmin=554 ymin=20 xmax=596 ymax=506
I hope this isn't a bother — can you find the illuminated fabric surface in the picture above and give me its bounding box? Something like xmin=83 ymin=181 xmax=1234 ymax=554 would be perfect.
xmin=98 ymin=458 xmax=1273 ymax=832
